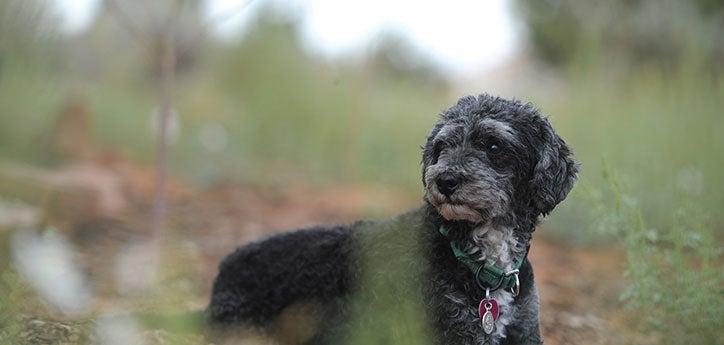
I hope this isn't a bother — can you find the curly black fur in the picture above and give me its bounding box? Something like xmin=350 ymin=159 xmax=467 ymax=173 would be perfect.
xmin=207 ymin=94 xmax=579 ymax=345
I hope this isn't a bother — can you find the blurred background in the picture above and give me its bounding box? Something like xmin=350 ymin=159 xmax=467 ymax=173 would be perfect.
xmin=0 ymin=0 xmax=721 ymax=344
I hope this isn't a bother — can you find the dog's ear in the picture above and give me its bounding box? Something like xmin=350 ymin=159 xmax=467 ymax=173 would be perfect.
xmin=421 ymin=122 xmax=445 ymax=186
xmin=530 ymin=119 xmax=579 ymax=216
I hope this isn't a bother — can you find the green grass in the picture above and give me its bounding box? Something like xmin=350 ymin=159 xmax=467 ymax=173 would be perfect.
xmin=538 ymin=69 xmax=724 ymax=242
xmin=590 ymin=163 xmax=722 ymax=344
xmin=0 ymin=66 xmax=63 ymax=164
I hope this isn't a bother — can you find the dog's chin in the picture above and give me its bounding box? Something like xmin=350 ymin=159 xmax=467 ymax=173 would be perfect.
xmin=436 ymin=203 xmax=484 ymax=223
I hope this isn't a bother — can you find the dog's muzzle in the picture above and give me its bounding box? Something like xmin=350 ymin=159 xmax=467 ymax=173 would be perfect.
xmin=425 ymin=171 xmax=485 ymax=223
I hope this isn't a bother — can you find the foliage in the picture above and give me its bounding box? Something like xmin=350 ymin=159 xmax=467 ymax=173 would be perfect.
xmin=0 ymin=269 xmax=25 ymax=345
xmin=540 ymin=66 xmax=724 ymax=241
xmin=341 ymin=217 xmax=433 ymax=345
xmin=514 ymin=0 xmax=724 ymax=74
xmin=517 ymin=0 xmax=724 ymax=72
xmin=0 ymin=0 xmax=63 ymax=163
xmin=0 ymin=0 xmax=60 ymax=67
xmin=590 ymin=162 xmax=722 ymax=344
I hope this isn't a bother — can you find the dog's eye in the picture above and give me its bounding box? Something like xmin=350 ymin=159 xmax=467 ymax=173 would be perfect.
xmin=477 ymin=137 xmax=502 ymax=155
xmin=433 ymin=140 xmax=447 ymax=154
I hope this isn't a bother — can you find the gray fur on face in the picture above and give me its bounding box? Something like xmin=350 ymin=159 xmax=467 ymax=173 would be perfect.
xmin=422 ymin=95 xmax=579 ymax=226
xmin=423 ymin=118 xmax=516 ymax=224
xmin=424 ymin=154 xmax=512 ymax=223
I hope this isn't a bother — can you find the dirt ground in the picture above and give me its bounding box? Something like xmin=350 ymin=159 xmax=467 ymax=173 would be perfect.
xmin=6 ymin=160 xmax=632 ymax=344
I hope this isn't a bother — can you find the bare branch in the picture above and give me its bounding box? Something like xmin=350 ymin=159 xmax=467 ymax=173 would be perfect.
xmin=104 ymin=0 xmax=257 ymax=282
xmin=151 ymin=18 xmax=177 ymax=247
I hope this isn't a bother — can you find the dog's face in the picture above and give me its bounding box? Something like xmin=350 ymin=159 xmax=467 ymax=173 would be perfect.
xmin=422 ymin=95 xmax=578 ymax=224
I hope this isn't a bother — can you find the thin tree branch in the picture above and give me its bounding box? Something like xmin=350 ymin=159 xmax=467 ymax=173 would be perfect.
xmin=151 ymin=20 xmax=177 ymax=247
xmin=104 ymin=0 xmax=255 ymax=277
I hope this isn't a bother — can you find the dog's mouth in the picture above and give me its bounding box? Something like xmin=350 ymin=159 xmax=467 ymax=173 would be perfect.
xmin=436 ymin=203 xmax=483 ymax=223
xmin=425 ymin=188 xmax=484 ymax=223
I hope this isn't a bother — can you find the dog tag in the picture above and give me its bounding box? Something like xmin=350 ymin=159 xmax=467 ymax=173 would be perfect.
xmin=478 ymin=298 xmax=499 ymax=320
xmin=479 ymin=298 xmax=498 ymax=335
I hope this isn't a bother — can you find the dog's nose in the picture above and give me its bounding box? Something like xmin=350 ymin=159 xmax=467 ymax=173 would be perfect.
xmin=436 ymin=173 xmax=460 ymax=197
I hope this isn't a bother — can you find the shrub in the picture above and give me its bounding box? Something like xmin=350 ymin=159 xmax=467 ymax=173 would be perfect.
xmin=592 ymin=162 xmax=722 ymax=344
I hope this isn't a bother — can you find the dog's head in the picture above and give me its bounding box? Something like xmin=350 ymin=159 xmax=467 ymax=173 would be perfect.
xmin=422 ymin=94 xmax=578 ymax=225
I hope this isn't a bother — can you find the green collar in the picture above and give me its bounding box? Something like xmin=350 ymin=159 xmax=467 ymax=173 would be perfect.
xmin=439 ymin=225 xmax=528 ymax=294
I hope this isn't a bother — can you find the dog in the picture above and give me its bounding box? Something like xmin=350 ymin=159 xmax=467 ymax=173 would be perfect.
xmin=207 ymin=94 xmax=578 ymax=345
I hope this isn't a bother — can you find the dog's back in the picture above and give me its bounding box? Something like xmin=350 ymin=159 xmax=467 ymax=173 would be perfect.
xmin=206 ymin=210 xmax=432 ymax=344
xmin=208 ymin=226 xmax=356 ymax=327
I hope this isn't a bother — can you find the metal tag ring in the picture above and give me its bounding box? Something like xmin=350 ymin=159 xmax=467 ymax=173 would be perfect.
xmin=509 ymin=272 xmax=520 ymax=297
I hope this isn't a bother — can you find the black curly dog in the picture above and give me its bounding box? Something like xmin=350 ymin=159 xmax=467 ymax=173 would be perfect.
xmin=207 ymin=94 xmax=578 ymax=345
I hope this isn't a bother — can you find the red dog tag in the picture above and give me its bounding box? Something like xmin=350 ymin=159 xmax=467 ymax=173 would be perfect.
xmin=479 ymin=298 xmax=499 ymax=320
xmin=479 ymin=298 xmax=499 ymax=334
